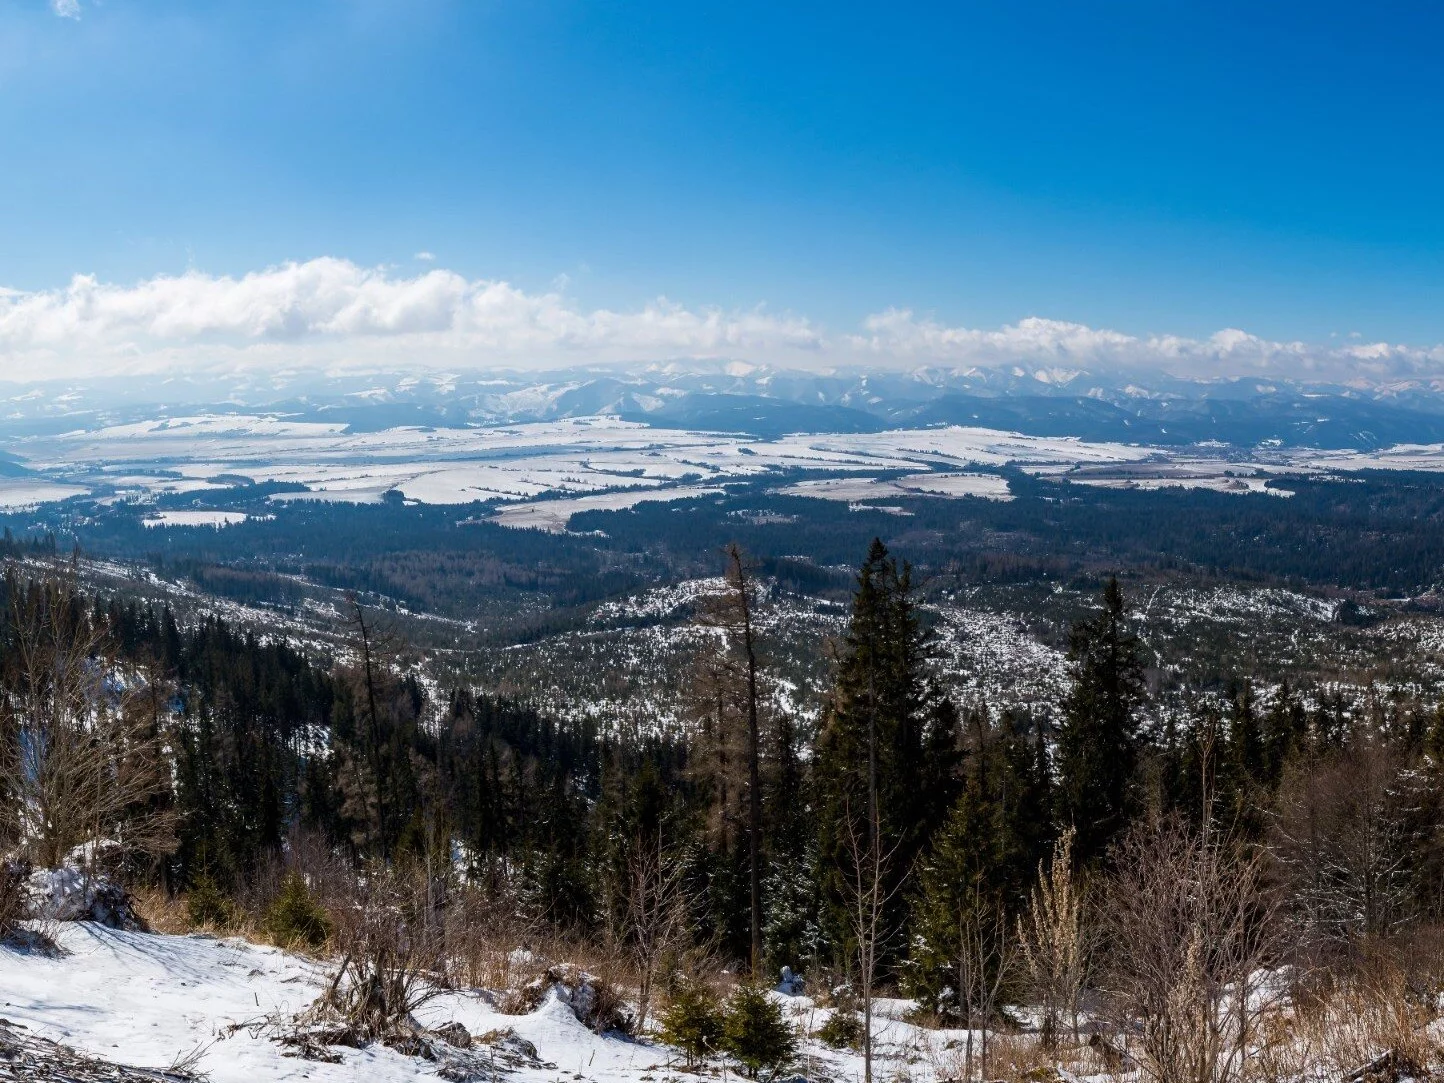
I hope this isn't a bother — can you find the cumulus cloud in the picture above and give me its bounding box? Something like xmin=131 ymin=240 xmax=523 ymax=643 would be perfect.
xmin=414 ymin=251 xmax=436 ymax=262
xmin=50 ymin=0 xmax=81 ymax=18
xmin=849 ymin=309 xmax=1444 ymax=384
xmin=0 ymin=258 xmax=824 ymax=378
xmin=1 ymin=258 xmax=1441 ymax=384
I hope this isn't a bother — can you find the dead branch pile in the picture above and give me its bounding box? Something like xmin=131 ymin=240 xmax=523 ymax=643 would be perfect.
xmin=0 ymin=1018 xmax=200 ymax=1083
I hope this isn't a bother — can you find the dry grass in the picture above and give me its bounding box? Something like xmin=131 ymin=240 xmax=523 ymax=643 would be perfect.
xmin=1252 ymin=959 xmax=1443 ymax=1082
xmin=127 ymin=885 xmax=193 ymax=935
xmin=923 ymin=1030 xmax=1110 ymax=1083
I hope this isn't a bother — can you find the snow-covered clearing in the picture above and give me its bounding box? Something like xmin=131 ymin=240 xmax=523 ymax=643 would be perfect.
xmin=779 ymin=472 xmax=1013 ymax=502
xmin=0 ymin=478 xmax=89 ymax=507
xmin=0 ymin=925 xmax=961 ymax=1083
xmin=142 ymin=510 xmax=251 ymax=529
xmin=490 ymin=485 xmax=725 ymax=533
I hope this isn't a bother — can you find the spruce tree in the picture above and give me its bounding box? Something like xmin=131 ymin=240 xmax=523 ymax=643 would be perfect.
xmin=813 ymin=539 xmax=959 ymax=971
xmin=905 ymin=706 xmax=1047 ymax=1015
xmin=1055 ymin=576 xmax=1145 ymax=865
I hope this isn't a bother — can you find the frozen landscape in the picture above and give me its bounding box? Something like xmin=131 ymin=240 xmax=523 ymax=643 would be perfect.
xmin=9 ymin=3 xmax=1444 ymax=1081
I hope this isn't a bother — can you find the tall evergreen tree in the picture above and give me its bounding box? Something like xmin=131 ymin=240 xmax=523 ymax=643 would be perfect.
xmin=813 ymin=539 xmax=960 ymax=969
xmin=905 ymin=705 xmax=1052 ymax=1014
xmin=1055 ymin=576 xmax=1145 ymax=865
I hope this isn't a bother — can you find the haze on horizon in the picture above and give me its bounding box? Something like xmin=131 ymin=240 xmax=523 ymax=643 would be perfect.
xmin=2 ymin=1 xmax=1442 ymax=384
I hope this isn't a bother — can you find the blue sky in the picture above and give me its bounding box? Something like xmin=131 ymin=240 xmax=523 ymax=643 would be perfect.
xmin=1 ymin=1 xmax=1442 ymax=378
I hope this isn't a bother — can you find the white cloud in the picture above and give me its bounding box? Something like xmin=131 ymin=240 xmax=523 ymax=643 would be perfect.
xmin=1 ymin=257 xmax=1442 ymax=384
xmin=848 ymin=309 xmax=1444 ymax=384
xmin=50 ymin=0 xmax=81 ymax=18
xmin=0 ymin=259 xmax=824 ymax=378
xmin=414 ymin=251 xmax=435 ymax=261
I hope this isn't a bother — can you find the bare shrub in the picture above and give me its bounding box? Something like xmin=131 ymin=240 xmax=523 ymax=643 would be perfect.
xmin=297 ymin=861 xmax=448 ymax=1048
xmin=128 ymin=883 xmax=192 ymax=935
xmin=1260 ymin=949 xmax=1444 ymax=1081
xmin=444 ymin=879 xmax=547 ymax=992
xmin=929 ymin=1030 xmax=1067 ymax=1083
xmin=616 ymin=830 xmax=692 ymax=1032
xmin=1270 ymin=735 xmax=1416 ymax=952
xmin=0 ymin=567 xmax=174 ymax=869
xmin=1102 ymin=817 xmax=1282 ymax=1083
xmin=0 ymin=858 xmax=29 ymax=939
xmin=1017 ymin=827 xmax=1088 ymax=1049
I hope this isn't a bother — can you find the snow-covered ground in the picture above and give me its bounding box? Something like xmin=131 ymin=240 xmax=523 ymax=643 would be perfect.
xmin=142 ymin=510 xmax=252 ymax=528
xmin=490 ymin=485 xmax=725 ymax=533
xmin=9 ymin=408 xmax=1444 ymax=512
xmin=0 ymin=413 xmax=1154 ymax=508
xmin=778 ymin=472 xmax=1013 ymax=502
xmin=0 ymin=477 xmax=90 ymax=507
xmin=0 ymin=924 xmax=958 ymax=1083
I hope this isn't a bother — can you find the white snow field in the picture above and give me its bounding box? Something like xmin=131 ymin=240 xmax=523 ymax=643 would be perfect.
xmin=142 ymin=510 xmax=252 ymax=528
xmin=3 ymin=413 xmax=1156 ymax=508
xmin=0 ymin=924 xmax=958 ymax=1083
xmin=0 ymin=478 xmax=90 ymax=507
xmin=16 ymin=409 xmax=1431 ymax=515
xmin=489 ymin=484 xmax=726 ymax=533
xmin=778 ymin=471 xmax=1013 ymax=502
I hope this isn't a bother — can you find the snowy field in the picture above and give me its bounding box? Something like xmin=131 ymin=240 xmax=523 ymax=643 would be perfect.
xmin=489 ymin=485 xmax=726 ymax=533
xmin=142 ymin=510 xmax=252 ymax=529
xmin=0 ymin=413 xmax=1156 ymax=508
xmin=0 ymin=478 xmax=90 ymax=507
xmin=0 ymin=924 xmax=959 ymax=1083
xmin=779 ymin=471 xmax=1013 ymax=502
xmin=4 ymin=411 xmax=1442 ymax=518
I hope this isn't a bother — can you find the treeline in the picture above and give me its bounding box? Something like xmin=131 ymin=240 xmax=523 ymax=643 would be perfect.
xmin=5 ymin=540 xmax=1444 ymax=1011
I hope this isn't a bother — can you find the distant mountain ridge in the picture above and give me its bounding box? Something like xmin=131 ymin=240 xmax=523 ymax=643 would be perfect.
xmin=8 ymin=362 xmax=1444 ymax=449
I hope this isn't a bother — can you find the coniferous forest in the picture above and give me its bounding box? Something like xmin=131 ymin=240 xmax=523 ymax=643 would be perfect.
xmin=8 ymin=530 xmax=1444 ymax=1080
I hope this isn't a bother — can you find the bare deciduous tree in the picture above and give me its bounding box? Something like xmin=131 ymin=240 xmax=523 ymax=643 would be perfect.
xmin=619 ymin=830 xmax=692 ymax=1033
xmin=1270 ymin=734 xmax=1415 ymax=950
xmin=839 ymin=793 xmax=909 ymax=1083
xmin=0 ymin=566 xmax=173 ymax=869
xmin=956 ymin=887 xmax=1019 ymax=1081
xmin=692 ymin=544 xmax=767 ymax=976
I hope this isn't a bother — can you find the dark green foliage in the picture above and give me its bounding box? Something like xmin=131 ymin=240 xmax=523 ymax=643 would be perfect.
xmin=186 ymin=869 xmax=233 ymax=928
xmin=813 ymin=539 xmax=960 ymax=967
xmin=265 ymin=871 xmax=331 ymax=949
xmin=658 ymin=980 xmax=725 ymax=1067
xmin=815 ymin=1008 xmax=863 ymax=1050
xmin=721 ymin=985 xmax=798 ymax=1080
xmin=1056 ymin=577 xmax=1146 ymax=865
xmin=905 ymin=707 xmax=1050 ymax=1013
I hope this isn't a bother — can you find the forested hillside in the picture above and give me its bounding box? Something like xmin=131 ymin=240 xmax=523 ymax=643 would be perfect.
xmin=7 ymin=531 xmax=1444 ymax=1082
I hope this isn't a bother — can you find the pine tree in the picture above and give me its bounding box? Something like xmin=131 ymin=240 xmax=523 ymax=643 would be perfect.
xmin=763 ymin=711 xmax=821 ymax=971
xmin=1264 ymin=679 xmax=1308 ymax=785
xmin=1055 ymin=577 xmax=1145 ymax=865
xmin=1221 ymin=680 xmax=1268 ymax=838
